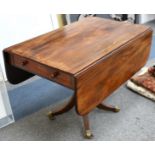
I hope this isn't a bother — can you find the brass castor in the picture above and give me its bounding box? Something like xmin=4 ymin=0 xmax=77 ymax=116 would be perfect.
xmin=47 ymin=111 xmax=56 ymax=120
xmin=113 ymin=106 xmax=120 ymax=112
xmin=84 ymin=130 xmax=93 ymax=139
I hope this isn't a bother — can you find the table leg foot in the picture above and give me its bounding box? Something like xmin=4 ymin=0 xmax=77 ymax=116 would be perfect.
xmin=82 ymin=115 xmax=93 ymax=139
xmin=47 ymin=111 xmax=56 ymax=120
xmin=84 ymin=130 xmax=93 ymax=139
xmin=47 ymin=94 xmax=75 ymax=120
xmin=97 ymin=103 xmax=120 ymax=112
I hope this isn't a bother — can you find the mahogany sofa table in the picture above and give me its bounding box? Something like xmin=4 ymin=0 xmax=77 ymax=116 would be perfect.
xmin=3 ymin=17 xmax=152 ymax=138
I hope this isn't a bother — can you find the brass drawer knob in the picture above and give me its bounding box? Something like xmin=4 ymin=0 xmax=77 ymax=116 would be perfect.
xmin=22 ymin=60 xmax=28 ymax=66
xmin=50 ymin=72 xmax=59 ymax=78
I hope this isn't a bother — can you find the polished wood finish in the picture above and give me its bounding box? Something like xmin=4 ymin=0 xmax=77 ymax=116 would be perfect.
xmin=4 ymin=18 xmax=152 ymax=115
xmin=3 ymin=17 xmax=153 ymax=138
xmin=75 ymin=29 xmax=152 ymax=115
xmin=4 ymin=17 xmax=150 ymax=75
xmin=10 ymin=53 xmax=75 ymax=89
xmin=47 ymin=94 xmax=75 ymax=120
xmin=82 ymin=115 xmax=93 ymax=139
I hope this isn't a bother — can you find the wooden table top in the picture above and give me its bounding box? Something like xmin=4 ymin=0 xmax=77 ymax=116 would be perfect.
xmin=4 ymin=17 xmax=150 ymax=75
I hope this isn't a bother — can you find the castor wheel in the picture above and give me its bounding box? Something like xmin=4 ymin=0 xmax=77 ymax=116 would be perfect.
xmin=47 ymin=111 xmax=56 ymax=120
xmin=84 ymin=130 xmax=93 ymax=139
xmin=113 ymin=106 xmax=120 ymax=112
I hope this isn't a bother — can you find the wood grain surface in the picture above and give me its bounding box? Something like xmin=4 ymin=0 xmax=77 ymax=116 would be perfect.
xmin=75 ymin=29 xmax=152 ymax=115
xmin=3 ymin=17 xmax=153 ymax=116
xmin=10 ymin=53 xmax=75 ymax=89
xmin=4 ymin=17 xmax=150 ymax=75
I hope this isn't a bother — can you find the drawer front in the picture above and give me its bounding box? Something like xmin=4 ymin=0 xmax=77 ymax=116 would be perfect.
xmin=10 ymin=54 xmax=75 ymax=89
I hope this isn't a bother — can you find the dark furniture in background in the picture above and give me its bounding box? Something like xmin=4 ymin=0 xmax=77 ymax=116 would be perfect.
xmin=67 ymin=14 xmax=136 ymax=23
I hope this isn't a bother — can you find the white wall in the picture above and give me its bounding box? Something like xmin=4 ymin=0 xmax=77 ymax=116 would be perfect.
xmin=139 ymin=14 xmax=155 ymax=24
xmin=0 ymin=0 xmax=58 ymax=119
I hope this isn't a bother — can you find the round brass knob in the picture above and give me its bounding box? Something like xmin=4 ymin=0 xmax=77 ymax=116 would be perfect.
xmin=22 ymin=60 xmax=28 ymax=66
xmin=50 ymin=72 xmax=59 ymax=78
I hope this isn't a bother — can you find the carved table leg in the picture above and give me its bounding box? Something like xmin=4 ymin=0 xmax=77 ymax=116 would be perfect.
xmin=47 ymin=94 xmax=75 ymax=120
xmin=97 ymin=103 xmax=120 ymax=112
xmin=82 ymin=115 xmax=93 ymax=139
